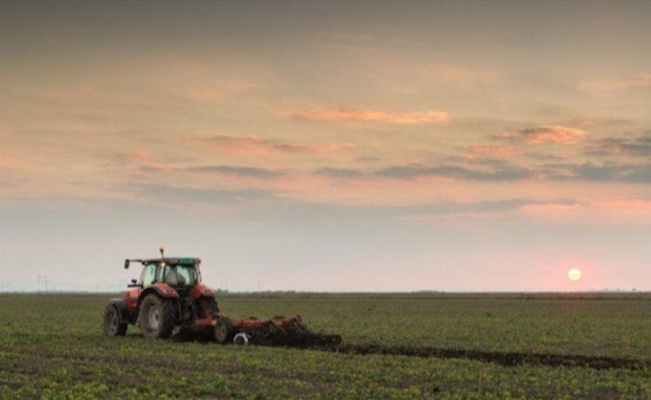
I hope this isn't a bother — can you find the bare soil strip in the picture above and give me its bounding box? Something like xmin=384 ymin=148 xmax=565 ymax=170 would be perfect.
xmin=172 ymin=332 xmax=647 ymax=370
xmin=272 ymin=343 xmax=649 ymax=370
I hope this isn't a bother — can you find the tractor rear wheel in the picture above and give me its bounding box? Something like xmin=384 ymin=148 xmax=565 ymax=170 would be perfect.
xmin=214 ymin=317 xmax=235 ymax=344
xmin=103 ymin=304 xmax=127 ymax=336
xmin=139 ymin=294 xmax=177 ymax=339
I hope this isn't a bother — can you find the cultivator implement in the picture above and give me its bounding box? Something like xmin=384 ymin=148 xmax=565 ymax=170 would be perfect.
xmin=216 ymin=314 xmax=342 ymax=347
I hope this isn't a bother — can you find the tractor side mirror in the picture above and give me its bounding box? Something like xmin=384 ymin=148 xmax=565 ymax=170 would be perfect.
xmin=124 ymin=259 xmax=130 ymax=269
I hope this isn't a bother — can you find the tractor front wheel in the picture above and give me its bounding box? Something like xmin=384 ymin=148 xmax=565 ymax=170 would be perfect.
xmin=103 ymin=304 xmax=127 ymax=336
xmin=139 ymin=294 xmax=177 ymax=339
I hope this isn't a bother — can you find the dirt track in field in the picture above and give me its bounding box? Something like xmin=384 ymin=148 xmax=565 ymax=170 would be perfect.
xmin=271 ymin=342 xmax=649 ymax=370
xmin=175 ymin=332 xmax=648 ymax=370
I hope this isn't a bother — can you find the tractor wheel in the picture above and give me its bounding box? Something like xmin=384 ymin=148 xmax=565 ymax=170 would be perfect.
xmin=103 ymin=304 xmax=127 ymax=336
xmin=214 ymin=317 xmax=235 ymax=344
xmin=139 ymin=294 xmax=177 ymax=340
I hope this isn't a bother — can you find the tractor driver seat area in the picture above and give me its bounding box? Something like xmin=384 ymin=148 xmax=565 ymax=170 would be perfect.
xmin=165 ymin=268 xmax=186 ymax=286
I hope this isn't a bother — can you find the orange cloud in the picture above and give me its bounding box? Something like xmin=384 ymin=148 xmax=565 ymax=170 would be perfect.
xmin=203 ymin=135 xmax=353 ymax=155
xmin=589 ymin=197 xmax=651 ymax=211
xmin=117 ymin=151 xmax=157 ymax=164
xmin=292 ymin=109 xmax=451 ymax=125
xmin=466 ymin=145 xmax=524 ymax=159
xmin=572 ymin=118 xmax=596 ymax=128
xmin=568 ymin=117 xmax=632 ymax=128
xmin=497 ymin=125 xmax=588 ymax=145
xmin=580 ymin=73 xmax=651 ymax=93
xmin=175 ymin=83 xmax=260 ymax=104
xmin=519 ymin=203 xmax=583 ymax=212
xmin=518 ymin=198 xmax=651 ymax=222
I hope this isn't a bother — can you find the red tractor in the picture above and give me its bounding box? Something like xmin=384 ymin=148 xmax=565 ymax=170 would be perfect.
xmin=103 ymin=249 xmax=341 ymax=346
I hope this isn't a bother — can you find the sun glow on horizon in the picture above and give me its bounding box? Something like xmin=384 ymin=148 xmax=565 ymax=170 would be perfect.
xmin=567 ymin=268 xmax=582 ymax=282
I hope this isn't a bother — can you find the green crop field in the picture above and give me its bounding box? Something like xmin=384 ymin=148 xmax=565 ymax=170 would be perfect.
xmin=1 ymin=293 xmax=649 ymax=399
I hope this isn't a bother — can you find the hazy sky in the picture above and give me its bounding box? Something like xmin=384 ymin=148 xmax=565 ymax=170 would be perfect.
xmin=1 ymin=1 xmax=650 ymax=292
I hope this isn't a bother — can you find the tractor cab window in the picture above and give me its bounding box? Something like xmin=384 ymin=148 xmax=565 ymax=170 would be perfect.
xmin=164 ymin=265 xmax=198 ymax=287
xmin=140 ymin=264 xmax=157 ymax=287
xmin=155 ymin=265 xmax=166 ymax=284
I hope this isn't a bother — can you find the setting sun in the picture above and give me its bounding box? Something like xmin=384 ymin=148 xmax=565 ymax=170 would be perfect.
xmin=568 ymin=268 xmax=583 ymax=282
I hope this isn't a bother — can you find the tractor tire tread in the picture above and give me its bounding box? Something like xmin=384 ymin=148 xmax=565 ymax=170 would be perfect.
xmin=140 ymin=294 xmax=177 ymax=340
xmin=214 ymin=317 xmax=235 ymax=344
xmin=103 ymin=304 xmax=128 ymax=337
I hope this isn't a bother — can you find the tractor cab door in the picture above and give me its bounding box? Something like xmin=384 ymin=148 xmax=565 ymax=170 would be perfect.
xmin=140 ymin=264 xmax=158 ymax=288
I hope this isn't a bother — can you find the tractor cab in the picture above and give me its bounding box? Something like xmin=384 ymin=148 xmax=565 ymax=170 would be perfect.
xmin=132 ymin=258 xmax=201 ymax=289
xmin=161 ymin=263 xmax=200 ymax=288
xmin=106 ymin=248 xmax=219 ymax=340
xmin=123 ymin=256 xmax=208 ymax=303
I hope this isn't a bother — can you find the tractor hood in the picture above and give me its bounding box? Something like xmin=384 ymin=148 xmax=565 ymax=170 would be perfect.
xmin=191 ymin=283 xmax=215 ymax=299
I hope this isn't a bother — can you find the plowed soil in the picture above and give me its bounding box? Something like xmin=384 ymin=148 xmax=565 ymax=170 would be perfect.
xmin=173 ymin=325 xmax=647 ymax=370
xmin=272 ymin=342 xmax=649 ymax=370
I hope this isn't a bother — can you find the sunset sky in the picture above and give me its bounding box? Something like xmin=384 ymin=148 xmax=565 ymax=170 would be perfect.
xmin=1 ymin=1 xmax=650 ymax=292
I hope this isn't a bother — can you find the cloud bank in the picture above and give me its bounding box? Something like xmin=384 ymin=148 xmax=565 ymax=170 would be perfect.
xmin=201 ymin=135 xmax=352 ymax=155
xmin=497 ymin=125 xmax=588 ymax=145
xmin=292 ymin=109 xmax=451 ymax=125
xmin=187 ymin=165 xmax=285 ymax=179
